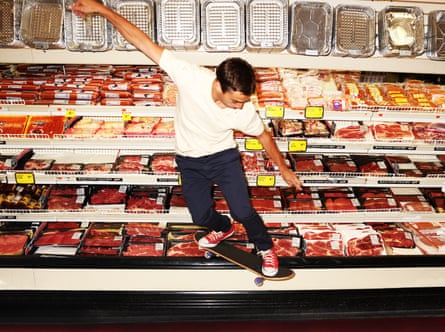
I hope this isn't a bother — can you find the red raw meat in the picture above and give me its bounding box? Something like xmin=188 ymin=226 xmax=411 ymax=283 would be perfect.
xmin=379 ymin=228 xmax=415 ymax=248
xmin=324 ymin=198 xmax=358 ymax=211
xmin=305 ymin=240 xmax=344 ymax=256
xmin=123 ymin=243 xmax=164 ymax=256
xmin=151 ymin=154 xmax=176 ymax=173
xmin=46 ymin=195 xmax=85 ymax=210
xmin=335 ymin=125 xmax=368 ymax=139
xmin=346 ymin=233 xmax=385 ymax=256
xmin=34 ymin=230 xmax=84 ymax=246
xmin=90 ymin=187 xmax=127 ymax=205
xmin=125 ymin=223 xmax=164 ymax=237
xmin=272 ymin=237 xmax=301 ymax=256
xmin=0 ymin=234 xmax=29 ymax=255
xmin=167 ymin=242 xmax=202 ymax=257
xmin=126 ymin=197 xmax=164 ymax=212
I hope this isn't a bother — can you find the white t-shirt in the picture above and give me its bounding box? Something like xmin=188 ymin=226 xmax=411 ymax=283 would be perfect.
xmin=159 ymin=49 xmax=265 ymax=158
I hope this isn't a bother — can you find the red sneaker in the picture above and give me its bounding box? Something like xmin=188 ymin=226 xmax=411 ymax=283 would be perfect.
xmin=198 ymin=224 xmax=235 ymax=248
xmin=259 ymin=248 xmax=279 ymax=277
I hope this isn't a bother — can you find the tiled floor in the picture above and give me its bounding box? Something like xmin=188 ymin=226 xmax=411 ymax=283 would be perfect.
xmin=2 ymin=317 xmax=445 ymax=332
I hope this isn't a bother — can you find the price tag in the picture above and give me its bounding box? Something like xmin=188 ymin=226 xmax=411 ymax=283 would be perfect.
xmin=265 ymin=105 xmax=284 ymax=118
xmin=256 ymin=175 xmax=276 ymax=187
xmin=15 ymin=173 xmax=35 ymax=184
xmin=288 ymin=139 xmax=307 ymax=152
xmin=304 ymin=105 xmax=324 ymax=119
xmin=121 ymin=111 xmax=132 ymax=122
xmin=245 ymin=138 xmax=263 ymax=151
xmin=65 ymin=109 xmax=76 ymax=118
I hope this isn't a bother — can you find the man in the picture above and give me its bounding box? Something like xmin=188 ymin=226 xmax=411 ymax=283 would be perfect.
xmin=70 ymin=0 xmax=302 ymax=276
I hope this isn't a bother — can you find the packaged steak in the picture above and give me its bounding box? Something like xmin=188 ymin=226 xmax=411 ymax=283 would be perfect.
xmin=303 ymin=120 xmax=330 ymax=137
xmin=166 ymin=241 xmax=202 ymax=257
xmin=323 ymin=155 xmax=359 ymax=173
xmin=291 ymin=154 xmax=324 ymax=172
xmin=352 ymin=155 xmax=391 ymax=174
xmin=271 ymin=234 xmax=304 ymax=257
xmin=88 ymin=185 xmax=128 ymax=206
xmin=123 ymin=241 xmax=165 ymax=256
xmin=125 ymin=186 xmax=168 ymax=212
xmin=0 ymin=232 xmax=31 ymax=255
xmin=125 ymin=222 xmax=165 ymax=238
xmin=150 ymin=153 xmax=177 ymax=173
xmin=332 ymin=121 xmax=370 ymax=140
xmin=113 ymin=154 xmax=151 ymax=173
xmin=277 ymin=119 xmax=304 ymax=137
xmin=372 ymin=122 xmax=414 ymax=141
xmin=22 ymin=159 xmax=55 ymax=170
xmin=304 ymin=239 xmax=344 ymax=256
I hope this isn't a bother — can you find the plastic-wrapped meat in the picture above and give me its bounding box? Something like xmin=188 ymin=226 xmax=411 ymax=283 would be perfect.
xmin=324 ymin=197 xmax=359 ymax=211
xmin=277 ymin=119 xmax=304 ymax=137
xmin=83 ymin=233 xmax=123 ymax=247
xmin=0 ymin=115 xmax=28 ymax=134
xmin=150 ymin=154 xmax=177 ymax=173
xmin=125 ymin=223 xmax=164 ymax=237
xmin=114 ymin=155 xmax=151 ymax=173
xmin=241 ymin=152 xmax=261 ymax=172
xmin=250 ymin=198 xmax=282 ymax=212
xmin=34 ymin=229 xmax=84 ymax=246
xmin=372 ymin=122 xmax=414 ymax=141
xmin=272 ymin=236 xmax=302 ymax=257
xmin=126 ymin=196 xmax=164 ymax=212
xmin=292 ymin=155 xmax=324 ymax=172
xmin=334 ymin=122 xmax=369 ymax=140
xmin=123 ymin=243 xmax=164 ymax=256
xmin=46 ymin=195 xmax=85 ymax=210
xmin=166 ymin=241 xmax=202 ymax=257
xmin=324 ymin=156 xmax=358 ymax=173
xmin=346 ymin=233 xmax=386 ymax=256
xmin=303 ymin=120 xmax=330 ymax=137
xmin=412 ymin=122 xmax=445 ymax=141
xmin=50 ymin=163 xmax=84 ymax=171
xmin=23 ymin=159 xmax=54 ymax=170
xmin=151 ymin=119 xmax=175 ymax=136
xmin=80 ymin=246 xmax=121 ymax=256
xmin=89 ymin=186 xmax=127 ymax=205
xmin=0 ymin=233 xmax=30 ymax=255
xmin=353 ymin=156 xmax=389 ymax=174
xmin=286 ymin=199 xmax=322 ymax=211
xmin=83 ymin=163 xmax=113 ymax=173
xmin=378 ymin=227 xmax=415 ymax=248
xmin=305 ymin=240 xmax=344 ymax=256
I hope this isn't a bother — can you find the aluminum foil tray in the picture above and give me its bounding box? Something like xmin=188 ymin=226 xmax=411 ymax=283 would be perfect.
xmin=246 ymin=0 xmax=288 ymax=52
xmin=157 ymin=0 xmax=200 ymax=50
xmin=20 ymin=0 xmax=64 ymax=49
xmin=112 ymin=0 xmax=155 ymax=50
xmin=201 ymin=0 xmax=245 ymax=52
xmin=65 ymin=0 xmax=111 ymax=51
xmin=289 ymin=1 xmax=332 ymax=56
xmin=427 ymin=10 xmax=445 ymax=60
xmin=1 ymin=0 xmax=25 ymax=47
xmin=333 ymin=5 xmax=375 ymax=57
xmin=378 ymin=6 xmax=424 ymax=57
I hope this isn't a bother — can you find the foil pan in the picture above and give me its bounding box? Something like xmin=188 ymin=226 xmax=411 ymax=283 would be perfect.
xmin=378 ymin=6 xmax=424 ymax=57
xmin=427 ymin=10 xmax=445 ymax=60
xmin=20 ymin=0 xmax=65 ymax=49
xmin=0 ymin=0 xmax=24 ymax=47
xmin=289 ymin=1 xmax=332 ymax=56
xmin=157 ymin=0 xmax=200 ymax=50
xmin=246 ymin=0 xmax=288 ymax=52
xmin=65 ymin=0 xmax=111 ymax=51
xmin=333 ymin=4 xmax=375 ymax=57
xmin=201 ymin=0 xmax=245 ymax=52
xmin=112 ymin=0 xmax=155 ymax=50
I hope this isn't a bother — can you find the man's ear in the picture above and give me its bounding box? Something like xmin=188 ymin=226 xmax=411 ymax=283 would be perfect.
xmin=214 ymin=79 xmax=223 ymax=94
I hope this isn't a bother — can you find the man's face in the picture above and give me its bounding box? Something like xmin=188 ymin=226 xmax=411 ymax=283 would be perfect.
xmin=220 ymin=89 xmax=251 ymax=109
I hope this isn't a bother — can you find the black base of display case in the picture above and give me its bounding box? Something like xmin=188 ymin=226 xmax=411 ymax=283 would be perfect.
xmin=1 ymin=288 xmax=445 ymax=324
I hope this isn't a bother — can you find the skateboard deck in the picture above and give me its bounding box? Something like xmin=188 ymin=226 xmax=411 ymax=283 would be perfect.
xmin=195 ymin=232 xmax=295 ymax=285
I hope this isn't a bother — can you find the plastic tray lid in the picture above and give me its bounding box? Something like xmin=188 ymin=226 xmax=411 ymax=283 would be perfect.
xmin=201 ymin=0 xmax=245 ymax=52
xmin=427 ymin=10 xmax=445 ymax=61
xmin=65 ymin=0 xmax=111 ymax=51
xmin=112 ymin=0 xmax=155 ymax=50
xmin=0 ymin=0 xmax=24 ymax=47
xmin=156 ymin=0 xmax=200 ymax=50
xmin=333 ymin=4 xmax=376 ymax=57
xmin=378 ymin=6 xmax=425 ymax=57
xmin=289 ymin=1 xmax=332 ymax=56
xmin=246 ymin=0 xmax=288 ymax=52
xmin=20 ymin=0 xmax=65 ymax=49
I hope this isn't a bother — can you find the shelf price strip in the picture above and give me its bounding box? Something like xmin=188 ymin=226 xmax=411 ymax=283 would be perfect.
xmin=288 ymin=139 xmax=307 ymax=152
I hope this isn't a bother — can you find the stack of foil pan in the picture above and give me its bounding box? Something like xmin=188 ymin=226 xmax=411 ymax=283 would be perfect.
xmin=20 ymin=0 xmax=65 ymax=49
xmin=0 ymin=0 xmax=24 ymax=47
xmin=427 ymin=10 xmax=445 ymax=60
xmin=333 ymin=4 xmax=376 ymax=57
xmin=65 ymin=0 xmax=111 ymax=51
xmin=201 ymin=0 xmax=245 ymax=52
xmin=288 ymin=1 xmax=332 ymax=56
xmin=112 ymin=0 xmax=155 ymax=50
xmin=246 ymin=0 xmax=288 ymax=52
xmin=157 ymin=0 xmax=200 ymax=50
xmin=378 ymin=6 xmax=424 ymax=57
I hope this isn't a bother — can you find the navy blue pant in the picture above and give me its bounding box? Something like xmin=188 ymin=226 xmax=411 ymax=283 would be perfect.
xmin=175 ymin=148 xmax=273 ymax=251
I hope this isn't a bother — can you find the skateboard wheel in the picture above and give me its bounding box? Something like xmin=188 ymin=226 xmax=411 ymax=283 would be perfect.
xmin=204 ymin=251 xmax=213 ymax=259
xmin=254 ymin=277 xmax=264 ymax=287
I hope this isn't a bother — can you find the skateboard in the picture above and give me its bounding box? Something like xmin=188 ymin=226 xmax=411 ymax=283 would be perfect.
xmin=195 ymin=232 xmax=295 ymax=286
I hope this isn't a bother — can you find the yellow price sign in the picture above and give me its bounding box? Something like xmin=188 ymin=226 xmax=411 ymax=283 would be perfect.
xmin=121 ymin=112 xmax=132 ymax=122
xmin=256 ymin=175 xmax=276 ymax=187
xmin=304 ymin=105 xmax=324 ymax=119
xmin=265 ymin=105 xmax=284 ymax=118
xmin=65 ymin=109 xmax=76 ymax=118
xmin=245 ymin=138 xmax=263 ymax=151
xmin=288 ymin=139 xmax=307 ymax=152
xmin=15 ymin=173 xmax=35 ymax=185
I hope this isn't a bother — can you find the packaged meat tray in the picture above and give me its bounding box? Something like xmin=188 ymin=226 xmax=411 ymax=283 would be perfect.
xmin=201 ymin=0 xmax=245 ymax=52
xmin=390 ymin=187 xmax=435 ymax=212
xmin=125 ymin=222 xmax=165 ymax=237
xmin=156 ymin=0 xmax=200 ymax=50
xmin=378 ymin=6 xmax=424 ymax=57
xmin=0 ymin=233 xmax=31 ymax=255
xmin=412 ymin=122 xmax=445 ymax=141
xmin=87 ymin=185 xmax=129 ymax=210
xmin=20 ymin=0 xmax=65 ymax=49
xmin=427 ymin=10 xmax=445 ymax=60
xmin=0 ymin=115 xmax=28 ymax=135
xmin=113 ymin=154 xmax=151 ymax=173
xmin=150 ymin=153 xmax=177 ymax=173
xmin=355 ymin=187 xmax=398 ymax=210
xmin=303 ymin=120 xmax=330 ymax=137
xmin=323 ymin=155 xmax=359 ymax=173
xmin=0 ymin=184 xmax=49 ymax=210
xmin=372 ymin=224 xmax=415 ymax=250
xmin=246 ymin=0 xmax=288 ymax=52
xmin=332 ymin=4 xmax=376 ymax=57
xmin=352 ymin=155 xmax=391 ymax=174
xmin=276 ymin=119 xmax=304 ymax=137
xmin=288 ymin=1 xmax=332 ymax=56
xmin=167 ymin=241 xmax=202 ymax=257
xmin=404 ymin=222 xmax=445 ymax=254
xmin=291 ymin=154 xmax=324 ymax=172
xmin=65 ymin=0 xmax=112 ymax=51
xmin=125 ymin=186 xmax=168 ymax=212
xmin=112 ymin=0 xmax=155 ymax=51
xmin=386 ymin=156 xmax=423 ymax=177
xmin=304 ymin=239 xmax=344 ymax=256
xmin=24 ymin=115 xmax=66 ymax=138
xmin=271 ymin=234 xmax=304 ymax=257
xmin=123 ymin=241 xmax=165 ymax=256
xmin=332 ymin=121 xmax=370 ymax=140
xmin=0 ymin=0 xmax=24 ymax=47
xmin=333 ymin=223 xmax=386 ymax=256
xmin=372 ymin=122 xmax=414 ymax=141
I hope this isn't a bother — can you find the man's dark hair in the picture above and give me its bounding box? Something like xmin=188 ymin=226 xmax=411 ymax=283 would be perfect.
xmin=216 ymin=57 xmax=256 ymax=96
